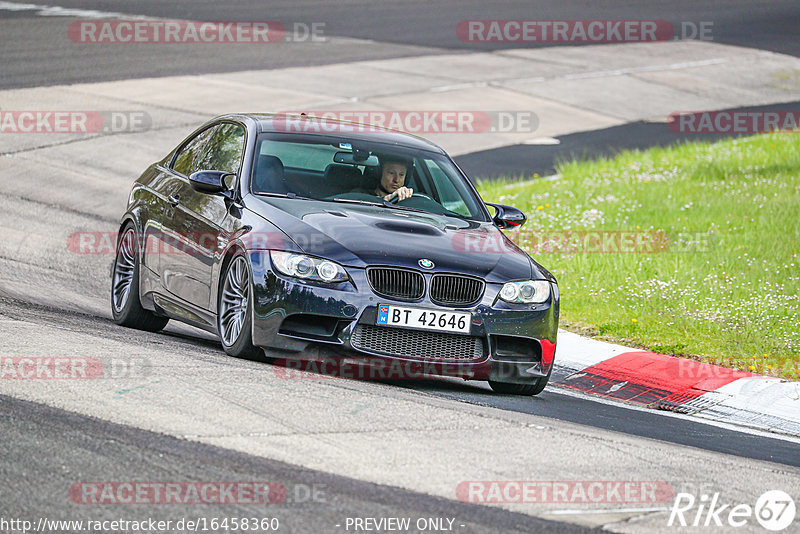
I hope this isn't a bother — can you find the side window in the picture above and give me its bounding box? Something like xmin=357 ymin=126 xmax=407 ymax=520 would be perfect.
xmin=172 ymin=126 xmax=216 ymax=176
xmin=196 ymin=123 xmax=246 ymax=174
xmin=257 ymin=139 xmax=335 ymax=171
xmin=425 ymin=159 xmax=470 ymax=216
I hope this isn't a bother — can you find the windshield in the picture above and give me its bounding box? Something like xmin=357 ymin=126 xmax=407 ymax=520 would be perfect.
xmin=250 ymin=134 xmax=489 ymax=221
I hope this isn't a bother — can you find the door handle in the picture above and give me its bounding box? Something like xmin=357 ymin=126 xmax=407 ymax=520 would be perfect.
xmin=168 ymin=194 xmax=181 ymax=207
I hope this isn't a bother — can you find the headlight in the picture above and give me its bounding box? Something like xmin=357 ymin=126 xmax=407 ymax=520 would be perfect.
xmin=269 ymin=251 xmax=349 ymax=283
xmin=498 ymin=280 xmax=550 ymax=304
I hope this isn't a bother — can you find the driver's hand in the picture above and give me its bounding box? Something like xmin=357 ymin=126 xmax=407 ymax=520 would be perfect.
xmin=385 ymin=187 xmax=413 ymax=202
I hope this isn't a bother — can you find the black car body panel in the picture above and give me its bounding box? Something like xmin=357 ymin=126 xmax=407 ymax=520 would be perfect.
xmin=244 ymin=196 xmax=538 ymax=282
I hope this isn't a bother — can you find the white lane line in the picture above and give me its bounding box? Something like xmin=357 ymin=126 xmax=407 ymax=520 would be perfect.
xmin=429 ymin=81 xmax=489 ymax=93
xmin=0 ymin=1 xmax=149 ymax=19
xmin=428 ymin=59 xmax=729 ymax=94
xmin=426 ymin=370 xmax=800 ymax=443
xmin=522 ymin=136 xmax=561 ymax=145
xmin=550 ymin=386 xmax=800 ymax=444
xmin=547 ymin=507 xmax=669 ymax=515
xmin=563 ymin=58 xmax=728 ymax=79
xmin=691 ymin=377 xmax=800 ymax=435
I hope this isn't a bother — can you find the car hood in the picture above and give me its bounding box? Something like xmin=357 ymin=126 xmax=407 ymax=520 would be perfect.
xmin=247 ymin=196 xmax=545 ymax=283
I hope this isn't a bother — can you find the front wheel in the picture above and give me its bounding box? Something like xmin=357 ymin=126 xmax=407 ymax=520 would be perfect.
xmin=218 ymin=253 xmax=263 ymax=360
xmin=111 ymin=224 xmax=169 ymax=332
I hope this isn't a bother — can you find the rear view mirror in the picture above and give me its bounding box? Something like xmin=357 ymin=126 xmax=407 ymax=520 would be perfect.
xmin=189 ymin=170 xmax=235 ymax=194
xmin=333 ymin=151 xmax=379 ymax=166
xmin=485 ymin=202 xmax=527 ymax=229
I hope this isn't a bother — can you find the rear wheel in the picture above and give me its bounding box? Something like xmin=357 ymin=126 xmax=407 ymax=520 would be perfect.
xmin=111 ymin=224 xmax=169 ymax=332
xmin=218 ymin=253 xmax=263 ymax=360
xmin=488 ymin=366 xmax=551 ymax=396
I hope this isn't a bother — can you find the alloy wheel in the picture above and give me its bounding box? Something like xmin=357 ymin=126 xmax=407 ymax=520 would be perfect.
xmin=219 ymin=256 xmax=250 ymax=346
xmin=112 ymin=228 xmax=136 ymax=313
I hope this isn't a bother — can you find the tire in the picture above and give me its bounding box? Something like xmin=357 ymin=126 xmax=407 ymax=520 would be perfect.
xmin=111 ymin=223 xmax=169 ymax=332
xmin=217 ymin=253 xmax=263 ymax=360
xmin=488 ymin=365 xmax=552 ymax=396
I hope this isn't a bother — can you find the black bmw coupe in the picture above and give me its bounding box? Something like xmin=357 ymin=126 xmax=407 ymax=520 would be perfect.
xmin=112 ymin=114 xmax=559 ymax=394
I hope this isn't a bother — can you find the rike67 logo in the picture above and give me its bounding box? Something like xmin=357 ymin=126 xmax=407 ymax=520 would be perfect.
xmin=669 ymin=490 xmax=796 ymax=531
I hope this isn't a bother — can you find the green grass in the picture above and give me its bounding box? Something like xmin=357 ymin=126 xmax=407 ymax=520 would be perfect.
xmin=477 ymin=133 xmax=800 ymax=379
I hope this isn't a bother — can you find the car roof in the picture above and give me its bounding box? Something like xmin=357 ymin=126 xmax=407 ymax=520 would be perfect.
xmin=215 ymin=113 xmax=448 ymax=155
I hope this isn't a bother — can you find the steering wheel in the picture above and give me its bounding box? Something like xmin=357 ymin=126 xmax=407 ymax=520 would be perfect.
xmin=390 ymin=193 xmax=434 ymax=203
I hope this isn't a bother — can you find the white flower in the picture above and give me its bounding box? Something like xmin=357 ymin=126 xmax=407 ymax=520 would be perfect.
xmin=580 ymin=208 xmax=604 ymax=227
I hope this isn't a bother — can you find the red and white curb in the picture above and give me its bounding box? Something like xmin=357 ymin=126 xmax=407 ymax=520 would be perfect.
xmin=553 ymin=331 xmax=800 ymax=437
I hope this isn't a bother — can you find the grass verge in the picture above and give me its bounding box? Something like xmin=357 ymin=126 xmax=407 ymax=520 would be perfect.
xmin=477 ymin=132 xmax=800 ymax=379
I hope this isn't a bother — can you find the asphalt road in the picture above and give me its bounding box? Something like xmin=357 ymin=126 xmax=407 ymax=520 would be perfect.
xmin=4 ymin=0 xmax=798 ymax=183
xmin=1 ymin=393 xmax=583 ymax=534
xmin=1 ymin=0 xmax=799 ymax=89
xmin=455 ymin=100 xmax=800 ymax=179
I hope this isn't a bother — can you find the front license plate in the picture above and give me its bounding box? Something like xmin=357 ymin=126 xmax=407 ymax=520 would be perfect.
xmin=377 ymin=304 xmax=471 ymax=334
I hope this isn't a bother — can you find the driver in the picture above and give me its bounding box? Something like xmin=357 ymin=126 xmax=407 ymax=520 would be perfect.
xmin=360 ymin=156 xmax=414 ymax=202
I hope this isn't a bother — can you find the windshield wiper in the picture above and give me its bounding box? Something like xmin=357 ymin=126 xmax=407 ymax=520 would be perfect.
xmin=327 ymin=197 xmax=430 ymax=214
xmin=255 ymin=191 xmax=314 ymax=201
xmin=326 ymin=197 xmax=385 ymax=207
xmin=381 ymin=202 xmax=428 ymax=214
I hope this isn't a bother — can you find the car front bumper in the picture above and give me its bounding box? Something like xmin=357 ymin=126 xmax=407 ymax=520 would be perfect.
xmin=249 ymin=251 xmax=559 ymax=383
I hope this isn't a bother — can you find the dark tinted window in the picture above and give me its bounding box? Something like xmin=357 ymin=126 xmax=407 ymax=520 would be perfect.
xmin=257 ymin=139 xmax=342 ymax=171
xmin=196 ymin=123 xmax=246 ymax=174
xmin=172 ymin=126 xmax=216 ymax=176
xmin=252 ymin=135 xmax=488 ymax=221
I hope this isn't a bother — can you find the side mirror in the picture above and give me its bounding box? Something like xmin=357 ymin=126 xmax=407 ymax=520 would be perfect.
xmin=189 ymin=170 xmax=235 ymax=194
xmin=485 ymin=202 xmax=527 ymax=229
